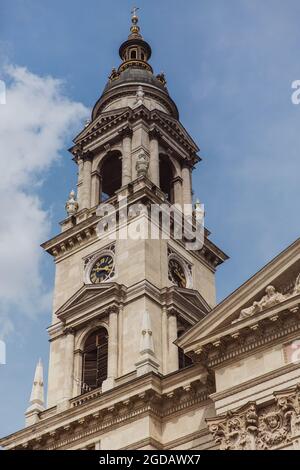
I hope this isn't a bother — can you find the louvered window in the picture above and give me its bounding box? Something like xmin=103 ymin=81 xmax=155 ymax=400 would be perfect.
xmin=82 ymin=328 xmax=108 ymax=394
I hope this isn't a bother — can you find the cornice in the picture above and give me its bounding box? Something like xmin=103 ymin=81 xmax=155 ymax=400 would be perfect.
xmin=41 ymin=180 xmax=226 ymax=272
xmin=179 ymin=238 xmax=300 ymax=350
xmin=210 ymin=361 xmax=300 ymax=404
xmin=51 ymin=280 xmax=211 ymax=334
xmin=71 ymin=105 xmax=200 ymax=163
xmin=0 ymin=368 xmax=211 ymax=451
xmin=194 ymin=299 xmax=300 ymax=368
xmin=92 ymin=84 xmax=179 ymax=122
xmin=121 ymin=437 xmax=163 ymax=450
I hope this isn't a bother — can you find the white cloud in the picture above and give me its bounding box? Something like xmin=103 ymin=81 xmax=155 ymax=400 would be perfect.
xmin=0 ymin=65 xmax=89 ymax=338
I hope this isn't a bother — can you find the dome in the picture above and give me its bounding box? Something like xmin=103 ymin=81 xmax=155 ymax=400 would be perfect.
xmin=103 ymin=67 xmax=168 ymax=94
xmin=91 ymin=12 xmax=179 ymax=120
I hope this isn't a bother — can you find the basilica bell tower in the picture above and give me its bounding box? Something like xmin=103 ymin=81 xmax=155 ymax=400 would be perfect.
xmin=10 ymin=12 xmax=227 ymax=450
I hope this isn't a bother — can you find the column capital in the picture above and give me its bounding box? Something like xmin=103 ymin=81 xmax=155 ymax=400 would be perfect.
xmin=149 ymin=127 xmax=161 ymax=140
xmin=182 ymin=160 xmax=193 ymax=170
xmin=82 ymin=150 xmax=94 ymax=162
xmin=118 ymin=126 xmax=133 ymax=138
xmin=168 ymin=308 xmax=178 ymax=318
xmin=106 ymin=305 xmax=119 ymax=315
xmin=63 ymin=327 xmax=75 ymax=336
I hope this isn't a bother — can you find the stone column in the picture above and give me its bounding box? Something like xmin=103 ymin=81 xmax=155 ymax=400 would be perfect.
xmin=122 ymin=130 xmax=132 ymax=186
xmin=173 ymin=176 xmax=183 ymax=207
xmin=76 ymin=157 xmax=84 ymax=209
xmin=81 ymin=153 xmax=92 ymax=210
xmin=182 ymin=163 xmax=192 ymax=209
xmin=149 ymin=130 xmax=160 ymax=186
xmin=161 ymin=306 xmax=168 ymax=375
xmin=91 ymin=170 xmax=101 ymax=207
xmin=168 ymin=312 xmax=179 ymax=373
xmin=117 ymin=304 xmax=124 ymax=377
xmin=73 ymin=349 xmax=83 ymax=397
xmin=102 ymin=307 xmax=118 ymax=391
xmin=61 ymin=329 xmax=75 ymax=407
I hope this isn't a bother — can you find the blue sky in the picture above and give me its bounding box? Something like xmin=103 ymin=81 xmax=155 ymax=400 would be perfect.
xmin=1 ymin=0 xmax=300 ymax=437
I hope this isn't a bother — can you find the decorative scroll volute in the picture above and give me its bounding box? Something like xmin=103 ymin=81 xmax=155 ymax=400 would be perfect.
xmin=275 ymin=384 xmax=300 ymax=442
xmin=207 ymin=403 xmax=258 ymax=450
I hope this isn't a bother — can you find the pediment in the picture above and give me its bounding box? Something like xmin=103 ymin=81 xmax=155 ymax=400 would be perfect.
xmin=173 ymin=287 xmax=212 ymax=314
xmin=163 ymin=286 xmax=211 ymax=325
xmin=153 ymin=110 xmax=199 ymax=152
xmin=178 ymin=237 xmax=300 ymax=352
xmin=73 ymin=107 xmax=131 ymax=143
xmin=55 ymin=282 xmax=127 ymax=322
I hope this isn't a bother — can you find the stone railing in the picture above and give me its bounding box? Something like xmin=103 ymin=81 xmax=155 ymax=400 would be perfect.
xmin=71 ymin=388 xmax=102 ymax=408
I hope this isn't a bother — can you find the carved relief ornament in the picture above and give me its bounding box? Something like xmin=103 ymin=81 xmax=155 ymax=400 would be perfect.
xmin=207 ymin=384 xmax=300 ymax=450
xmin=233 ymin=273 xmax=300 ymax=324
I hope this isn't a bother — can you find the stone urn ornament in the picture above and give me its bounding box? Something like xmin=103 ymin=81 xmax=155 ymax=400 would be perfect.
xmin=65 ymin=190 xmax=79 ymax=216
xmin=136 ymin=152 xmax=149 ymax=177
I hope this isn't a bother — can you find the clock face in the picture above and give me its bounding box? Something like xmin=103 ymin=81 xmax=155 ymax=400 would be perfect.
xmin=90 ymin=255 xmax=114 ymax=284
xmin=168 ymin=259 xmax=187 ymax=288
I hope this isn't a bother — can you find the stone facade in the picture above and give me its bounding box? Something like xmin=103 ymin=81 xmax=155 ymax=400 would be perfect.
xmin=1 ymin=14 xmax=299 ymax=451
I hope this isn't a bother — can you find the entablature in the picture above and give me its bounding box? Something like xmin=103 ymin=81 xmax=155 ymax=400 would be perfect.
xmin=70 ymin=106 xmax=200 ymax=165
xmin=41 ymin=178 xmax=228 ymax=272
xmin=190 ymin=294 xmax=300 ymax=368
xmin=0 ymin=366 xmax=211 ymax=451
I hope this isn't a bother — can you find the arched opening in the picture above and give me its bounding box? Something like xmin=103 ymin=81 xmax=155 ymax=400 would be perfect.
xmin=178 ymin=328 xmax=193 ymax=370
xmin=159 ymin=154 xmax=175 ymax=203
xmin=130 ymin=49 xmax=137 ymax=60
xmin=100 ymin=151 xmax=122 ymax=201
xmin=81 ymin=327 xmax=108 ymax=394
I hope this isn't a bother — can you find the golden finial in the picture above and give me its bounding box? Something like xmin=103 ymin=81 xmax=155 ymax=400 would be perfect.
xmin=130 ymin=6 xmax=141 ymax=36
xmin=131 ymin=6 xmax=139 ymax=23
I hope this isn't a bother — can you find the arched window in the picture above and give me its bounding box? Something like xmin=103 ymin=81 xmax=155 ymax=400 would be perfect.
xmin=178 ymin=328 xmax=193 ymax=370
xmin=159 ymin=154 xmax=175 ymax=203
xmin=130 ymin=50 xmax=137 ymax=60
xmin=82 ymin=328 xmax=108 ymax=394
xmin=100 ymin=151 xmax=122 ymax=201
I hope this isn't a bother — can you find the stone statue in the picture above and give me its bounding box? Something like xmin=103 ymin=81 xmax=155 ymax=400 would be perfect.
xmin=108 ymin=68 xmax=119 ymax=81
xmin=156 ymin=72 xmax=167 ymax=86
xmin=293 ymin=274 xmax=300 ymax=295
xmin=136 ymin=152 xmax=149 ymax=177
xmin=234 ymin=285 xmax=286 ymax=323
xmin=134 ymin=86 xmax=145 ymax=107
xmin=65 ymin=190 xmax=79 ymax=216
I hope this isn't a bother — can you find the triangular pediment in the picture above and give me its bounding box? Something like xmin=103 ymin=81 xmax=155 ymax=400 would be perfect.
xmin=152 ymin=110 xmax=199 ymax=153
xmin=174 ymin=287 xmax=212 ymax=314
xmin=73 ymin=107 xmax=131 ymax=143
xmin=178 ymin=237 xmax=300 ymax=352
xmin=55 ymin=282 xmax=127 ymax=322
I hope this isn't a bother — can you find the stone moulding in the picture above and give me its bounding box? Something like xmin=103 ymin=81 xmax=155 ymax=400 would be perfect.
xmin=0 ymin=372 xmax=210 ymax=451
xmin=207 ymin=383 xmax=300 ymax=450
xmin=41 ymin=179 xmax=227 ymax=271
xmin=192 ymin=296 xmax=300 ymax=368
